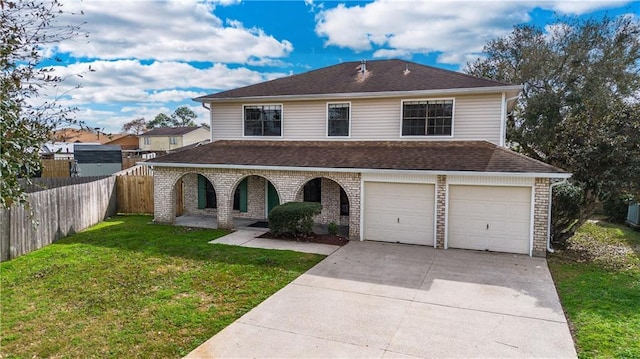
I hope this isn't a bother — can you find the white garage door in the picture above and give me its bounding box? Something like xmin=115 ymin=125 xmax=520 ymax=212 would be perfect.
xmin=448 ymin=185 xmax=531 ymax=254
xmin=364 ymin=182 xmax=435 ymax=245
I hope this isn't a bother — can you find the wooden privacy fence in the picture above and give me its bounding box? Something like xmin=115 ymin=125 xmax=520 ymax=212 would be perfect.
xmin=115 ymin=165 xmax=154 ymax=214
xmin=122 ymin=157 xmax=143 ymax=170
xmin=0 ymin=176 xmax=117 ymax=262
xmin=41 ymin=159 xmax=72 ymax=178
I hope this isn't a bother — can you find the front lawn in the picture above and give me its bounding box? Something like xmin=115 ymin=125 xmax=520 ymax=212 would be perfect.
xmin=0 ymin=215 xmax=324 ymax=358
xmin=548 ymin=221 xmax=640 ymax=358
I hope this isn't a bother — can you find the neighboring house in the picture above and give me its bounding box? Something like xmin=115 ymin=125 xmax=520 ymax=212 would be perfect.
xmin=74 ymin=144 xmax=122 ymax=176
xmin=40 ymin=142 xmax=88 ymax=160
xmin=144 ymin=59 xmax=570 ymax=256
xmin=139 ymin=127 xmax=210 ymax=152
xmin=104 ymin=134 xmax=139 ymax=151
xmin=54 ymin=128 xmax=112 ymax=144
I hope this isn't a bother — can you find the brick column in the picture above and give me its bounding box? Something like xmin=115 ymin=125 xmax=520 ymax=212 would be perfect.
xmin=182 ymin=173 xmax=198 ymax=215
xmin=533 ymin=178 xmax=550 ymax=257
xmin=153 ymin=169 xmax=178 ymax=224
xmin=212 ymin=171 xmax=244 ymax=230
xmin=435 ymin=175 xmax=447 ymax=248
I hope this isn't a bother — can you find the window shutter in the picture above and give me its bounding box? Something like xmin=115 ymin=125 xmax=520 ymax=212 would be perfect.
xmin=239 ymin=178 xmax=248 ymax=212
xmin=197 ymin=175 xmax=206 ymax=209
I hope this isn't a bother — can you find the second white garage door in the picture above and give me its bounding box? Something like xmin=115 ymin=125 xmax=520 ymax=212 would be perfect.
xmin=363 ymin=182 xmax=435 ymax=245
xmin=448 ymin=185 xmax=532 ymax=254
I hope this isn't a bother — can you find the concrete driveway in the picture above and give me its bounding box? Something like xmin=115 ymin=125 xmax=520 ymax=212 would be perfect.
xmin=186 ymin=241 xmax=577 ymax=358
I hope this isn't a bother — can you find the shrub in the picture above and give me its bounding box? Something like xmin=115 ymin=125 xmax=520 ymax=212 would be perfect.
xmin=327 ymin=222 xmax=338 ymax=235
xmin=268 ymin=202 xmax=322 ymax=236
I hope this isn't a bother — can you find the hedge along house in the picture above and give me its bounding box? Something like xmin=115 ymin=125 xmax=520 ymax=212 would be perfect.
xmin=144 ymin=59 xmax=570 ymax=256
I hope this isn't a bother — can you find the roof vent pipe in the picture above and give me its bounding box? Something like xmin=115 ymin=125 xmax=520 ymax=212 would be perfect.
xmin=361 ymin=59 xmax=366 ymax=73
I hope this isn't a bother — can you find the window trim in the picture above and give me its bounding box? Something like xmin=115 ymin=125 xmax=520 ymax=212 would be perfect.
xmin=326 ymin=101 xmax=351 ymax=138
xmin=399 ymin=98 xmax=455 ymax=138
xmin=242 ymin=103 xmax=284 ymax=138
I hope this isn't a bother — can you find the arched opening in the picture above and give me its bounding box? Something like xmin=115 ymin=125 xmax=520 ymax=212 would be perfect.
xmin=174 ymin=173 xmax=218 ymax=220
xmin=230 ymin=175 xmax=280 ymax=221
xmin=297 ymin=177 xmax=350 ymax=234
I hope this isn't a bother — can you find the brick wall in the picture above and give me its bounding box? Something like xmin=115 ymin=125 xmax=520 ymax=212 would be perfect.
xmin=153 ymin=167 xmax=361 ymax=239
xmin=533 ymin=178 xmax=550 ymax=257
xmin=435 ymin=175 xmax=447 ymax=249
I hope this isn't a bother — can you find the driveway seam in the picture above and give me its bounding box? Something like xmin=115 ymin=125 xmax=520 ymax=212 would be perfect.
xmin=236 ymin=319 xmax=388 ymax=353
xmin=290 ymin=281 xmax=567 ymax=324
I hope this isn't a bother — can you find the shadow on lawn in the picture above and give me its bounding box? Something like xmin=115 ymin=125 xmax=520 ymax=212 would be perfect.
xmin=54 ymin=216 xmax=323 ymax=267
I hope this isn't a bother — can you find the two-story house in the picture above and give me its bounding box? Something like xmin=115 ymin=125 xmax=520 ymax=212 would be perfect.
xmin=145 ymin=59 xmax=570 ymax=256
xmin=139 ymin=126 xmax=210 ymax=152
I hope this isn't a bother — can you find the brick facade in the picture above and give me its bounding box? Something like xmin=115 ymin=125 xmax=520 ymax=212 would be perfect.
xmin=533 ymin=178 xmax=551 ymax=257
xmin=153 ymin=167 xmax=361 ymax=239
xmin=435 ymin=175 xmax=447 ymax=249
xmin=153 ymin=167 xmax=554 ymax=256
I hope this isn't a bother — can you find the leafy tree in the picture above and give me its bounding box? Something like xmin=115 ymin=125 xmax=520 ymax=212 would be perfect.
xmin=465 ymin=15 xmax=640 ymax=244
xmin=171 ymin=106 xmax=197 ymax=126
xmin=147 ymin=113 xmax=172 ymax=129
xmin=147 ymin=106 xmax=198 ymax=128
xmin=1 ymin=0 xmax=86 ymax=208
xmin=121 ymin=117 xmax=148 ymax=134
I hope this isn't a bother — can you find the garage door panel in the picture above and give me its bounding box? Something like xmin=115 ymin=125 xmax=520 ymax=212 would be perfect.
xmin=364 ymin=182 xmax=434 ymax=246
xmin=448 ymin=185 xmax=531 ymax=255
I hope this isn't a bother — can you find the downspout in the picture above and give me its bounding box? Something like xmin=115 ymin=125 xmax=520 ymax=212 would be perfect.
xmin=547 ymin=178 xmax=568 ymax=253
xmin=201 ymin=102 xmax=212 ymax=141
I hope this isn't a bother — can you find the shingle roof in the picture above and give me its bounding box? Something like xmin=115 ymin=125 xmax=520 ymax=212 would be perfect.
xmin=196 ymin=59 xmax=517 ymax=101
xmin=141 ymin=127 xmax=202 ymax=136
xmin=147 ymin=140 xmax=567 ymax=175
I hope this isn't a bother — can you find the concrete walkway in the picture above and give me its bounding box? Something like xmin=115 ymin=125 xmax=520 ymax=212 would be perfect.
xmin=210 ymin=228 xmax=340 ymax=255
xmin=175 ymin=214 xmax=341 ymax=255
xmin=185 ymin=241 xmax=576 ymax=358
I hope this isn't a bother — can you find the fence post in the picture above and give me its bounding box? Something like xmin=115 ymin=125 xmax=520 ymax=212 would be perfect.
xmin=0 ymin=208 xmax=10 ymax=262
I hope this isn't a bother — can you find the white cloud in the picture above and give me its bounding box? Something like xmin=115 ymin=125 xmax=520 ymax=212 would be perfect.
xmin=54 ymin=0 xmax=293 ymax=64
xmin=315 ymin=0 xmax=532 ymax=64
xmin=542 ymin=0 xmax=631 ymax=15
xmin=39 ymin=60 xmax=288 ymax=133
xmin=314 ymin=0 xmax=633 ymax=65
xmin=47 ymin=60 xmax=288 ymax=105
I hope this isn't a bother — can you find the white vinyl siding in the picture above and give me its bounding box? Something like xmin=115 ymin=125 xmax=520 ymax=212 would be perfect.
xmin=282 ymin=101 xmax=326 ymax=139
xmin=209 ymin=94 xmax=503 ymax=144
xmin=453 ymin=95 xmax=502 ymax=144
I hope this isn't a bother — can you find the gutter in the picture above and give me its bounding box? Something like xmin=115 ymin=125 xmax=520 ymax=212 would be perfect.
xmin=547 ymin=178 xmax=568 ymax=253
xmin=194 ymin=85 xmax=524 ymax=103
xmin=138 ymin=161 xmax=571 ymax=179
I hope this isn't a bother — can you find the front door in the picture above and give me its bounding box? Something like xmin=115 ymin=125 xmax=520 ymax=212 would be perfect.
xmin=266 ymin=182 xmax=280 ymax=217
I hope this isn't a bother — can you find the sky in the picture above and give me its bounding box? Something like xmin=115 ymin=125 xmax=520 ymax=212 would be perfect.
xmin=43 ymin=0 xmax=639 ymax=134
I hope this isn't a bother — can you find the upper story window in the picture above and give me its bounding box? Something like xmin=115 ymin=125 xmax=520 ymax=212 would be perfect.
xmin=244 ymin=104 xmax=282 ymax=137
xmin=143 ymin=137 xmax=151 ymax=145
xmin=402 ymin=99 xmax=454 ymax=136
xmin=169 ymin=137 xmax=178 ymax=145
xmin=327 ymin=103 xmax=350 ymax=137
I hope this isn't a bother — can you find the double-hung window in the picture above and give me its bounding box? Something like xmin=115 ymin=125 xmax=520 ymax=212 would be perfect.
xmin=169 ymin=136 xmax=178 ymax=145
xmin=402 ymin=99 xmax=453 ymax=136
xmin=143 ymin=137 xmax=151 ymax=145
xmin=327 ymin=103 xmax=350 ymax=137
xmin=244 ymin=104 xmax=282 ymax=136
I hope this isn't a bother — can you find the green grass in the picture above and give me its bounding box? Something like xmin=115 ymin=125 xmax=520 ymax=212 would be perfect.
xmin=0 ymin=215 xmax=324 ymax=358
xmin=549 ymin=222 xmax=640 ymax=359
